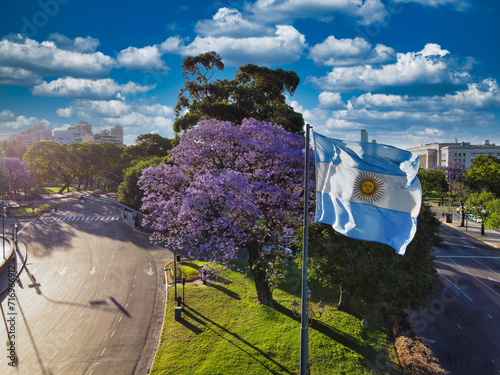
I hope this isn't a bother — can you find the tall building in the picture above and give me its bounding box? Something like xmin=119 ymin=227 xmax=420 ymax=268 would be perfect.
xmin=361 ymin=129 xmax=368 ymax=142
xmin=110 ymin=125 xmax=124 ymax=145
xmin=407 ymin=141 xmax=500 ymax=169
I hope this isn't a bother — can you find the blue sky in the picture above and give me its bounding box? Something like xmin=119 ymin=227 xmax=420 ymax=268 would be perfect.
xmin=0 ymin=0 xmax=499 ymax=148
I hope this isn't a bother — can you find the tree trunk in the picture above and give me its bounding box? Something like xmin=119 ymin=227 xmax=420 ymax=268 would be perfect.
xmin=58 ymin=182 xmax=70 ymax=194
xmin=460 ymin=205 xmax=465 ymax=227
xmin=337 ymin=290 xmax=350 ymax=312
xmin=481 ymin=223 xmax=485 ymax=236
xmin=247 ymin=240 xmax=274 ymax=307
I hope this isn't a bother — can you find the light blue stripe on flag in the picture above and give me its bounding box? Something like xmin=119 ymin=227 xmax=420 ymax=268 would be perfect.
xmin=313 ymin=132 xmax=422 ymax=254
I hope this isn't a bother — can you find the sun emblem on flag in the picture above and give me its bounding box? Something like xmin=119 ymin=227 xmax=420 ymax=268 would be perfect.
xmin=354 ymin=172 xmax=384 ymax=202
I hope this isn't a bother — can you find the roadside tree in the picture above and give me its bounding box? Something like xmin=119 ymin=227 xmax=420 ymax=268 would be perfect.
xmin=450 ymin=179 xmax=471 ymax=227
xmin=119 ymin=156 xmax=164 ymax=210
xmin=418 ymin=168 xmax=448 ymax=203
xmin=465 ymin=155 xmax=500 ymax=196
xmin=139 ymin=118 xmax=313 ymax=306
xmin=121 ymin=133 xmax=172 ymax=165
xmin=465 ymin=191 xmax=500 ymax=235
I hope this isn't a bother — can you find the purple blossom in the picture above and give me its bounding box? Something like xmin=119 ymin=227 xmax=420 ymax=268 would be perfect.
xmin=139 ymin=119 xmax=315 ymax=300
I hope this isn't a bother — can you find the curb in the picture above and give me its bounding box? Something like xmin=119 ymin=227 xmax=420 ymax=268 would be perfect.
xmin=441 ymin=221 xmax=500 ymax=249
xmin=0 ymin=236 xmax=15 ymax=277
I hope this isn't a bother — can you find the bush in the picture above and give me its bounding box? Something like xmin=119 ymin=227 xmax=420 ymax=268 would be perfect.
xmin=384 ymin=307 xmax=449 ymax=375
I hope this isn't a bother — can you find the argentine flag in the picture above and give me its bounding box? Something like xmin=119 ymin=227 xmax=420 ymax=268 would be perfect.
xmin=313 ymin=132 xmax=422 ymax=255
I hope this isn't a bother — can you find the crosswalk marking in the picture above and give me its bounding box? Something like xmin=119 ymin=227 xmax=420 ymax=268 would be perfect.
xmin=40 ymin=216 xmax=120 ymax=221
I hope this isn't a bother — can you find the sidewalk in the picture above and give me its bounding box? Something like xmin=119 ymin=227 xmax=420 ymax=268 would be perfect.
xmin=430 ymin=202 xmax=500 ymax=249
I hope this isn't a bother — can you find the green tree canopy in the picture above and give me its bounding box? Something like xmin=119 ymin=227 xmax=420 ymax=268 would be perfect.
xmin=0 ymin=139 xmax=28 ymax=159
xmin=465 ymin=191 xmax=500 ymax=235
xmin=300 ymin=204 xmax=440 ymax=312
xmin=465 ymin=155 xmax=500 ymax=197
xmin=450 ymin=179 xmax=471 ymax=227
xmin=23 ymin=141 xmax=70 ymax=190
xmin=173 ymin=51 xmax=304 ymax=140
xmin=121 ymin=133 xmax=172 ymax=165
xmin=119 ymin=156 xmax=165 ymax=210
xmin=418 ymin=168 xmax=449 ymax=203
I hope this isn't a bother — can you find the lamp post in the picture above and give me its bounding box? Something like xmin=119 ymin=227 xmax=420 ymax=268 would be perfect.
xmin=292 ymin=289 xmax=325 ymax=375
xmin=0 ymin=146 xmax=4 ymax=260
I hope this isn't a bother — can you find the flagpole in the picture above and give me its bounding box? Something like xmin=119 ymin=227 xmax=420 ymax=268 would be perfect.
xmin=300 ymin=124 xmax=311 ymax=375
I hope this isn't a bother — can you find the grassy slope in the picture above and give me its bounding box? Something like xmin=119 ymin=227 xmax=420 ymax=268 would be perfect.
xmin=151 ymin=260 xmax=401 ymax=375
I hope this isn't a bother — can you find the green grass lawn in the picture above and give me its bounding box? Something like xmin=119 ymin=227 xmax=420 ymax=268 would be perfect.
xmin=7 ymin=203 xmax=56 ymax=217
xmin=152 ymin=260 xmax=401 ymax=375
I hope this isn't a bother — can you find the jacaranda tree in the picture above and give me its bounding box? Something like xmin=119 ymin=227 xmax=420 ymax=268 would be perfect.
xmin=139 ymin=118 xmax=313 ymax=306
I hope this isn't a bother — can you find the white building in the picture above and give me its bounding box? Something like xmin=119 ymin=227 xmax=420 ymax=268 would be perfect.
xmin=407 ymin=141 xmax=500 ymax=169
xmin=13 ymin=124 xmax=53 ymax=147
xmin=53 ymin=127 xmax=83 ymax=144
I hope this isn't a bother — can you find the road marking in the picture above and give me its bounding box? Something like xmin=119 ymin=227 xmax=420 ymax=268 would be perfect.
xmin=473 ymin=259 xmax=500 ymax=278
xmin=457 ymin=324 xmax=462 ymax=330
xmin=438 ymin=272 xmax=474 ymax=302
xmin=100 ymin=348 xmax=106 ymax=357
xmin=103 ymin=277 xmax=106 ymax=282
xmin=130 ymin=292 xmax=133 ymax=297
xmin=35 ymin=321 xmax=40 ymax=327
xmin=111 ymin=330 xmax=115 ymax=338
xmin=60 ymin=267 xmax=67 ymax=275
xmin=67 ymin=332 xmax=73 ymax=340
xmin=435 ymin=256 xmax=500 ymax=258
xmin=488 ymin=277 xmax=500 ymax=282
xmin=18 ymin=222 xmax=31 ymax=234
xmin=146 ymin=267 xmax=154 ymax=276
xmin=133 ymin=283 xmax=135 ymax=288
xmin=119 ymin=316 xmax=123 ymax=322
xmin=89 ymin=267 xmax=96 ymax=275
xmin=449 ymin=258 xmax=500 ymax=298
xmin=51 ymin=350 xmax=59 ymax=359
xmin=487 ymin=313 xmax=493 ymax=319
xmin=80 ymin=318 xmax=84 ymax=324
xmin=125 ymin=303 xmax=128 ymax=309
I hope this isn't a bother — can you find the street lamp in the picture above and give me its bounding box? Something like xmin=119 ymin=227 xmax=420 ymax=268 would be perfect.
xmin=292 ymin=289 xmax=325 ymax=375
xmin=0 ymin=146 xmax=4 ymax=259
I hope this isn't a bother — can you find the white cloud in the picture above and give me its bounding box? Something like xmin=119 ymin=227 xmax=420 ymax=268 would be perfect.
xmin=180 ymin=25 xmax=306 ymax=66
xmin=117 ymin=45 xmax=169 ymax=72
xmin=136 ymin=103 xmax=175 ymax=116
xmin=195 ymin=8 xmax=272 ymax=37
xmin=318 ymin=92 xmax=346 ymax=109
xmin=0 ymin=110 xmax=15 ymax=121
xmin=159 ymin=36 xmax=185 ymax=53
xmin=57 ymin=99 xmax=132 ymax=118
xmin=103 ymin=112 xmax=175 ymax=140
xmin=308 ymin=43 xmax=471 ymax=92
xmin=394 ymin=0 xmax=470 ymax=11
xmin=31 ymin=77 xmax=155 ymax=100
xmin=0 ymin=66 xmax=42 ymax=86
xmin=304 ymin=78 xmax=500 ymax=148
xmin=48 ymin=33 xmax=100 ymax=53
xmin=308 ymin=36 xmax=395 ymax=66
xmin=0 ymin=35 xmax=115 ymax=78
xmin=0 ymin=111 xmax=49 ymax=131
xmin=245 ymin=0 xmax=388 ymax=26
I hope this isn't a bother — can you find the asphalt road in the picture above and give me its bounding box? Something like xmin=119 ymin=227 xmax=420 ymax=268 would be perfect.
xmin=410 ymin=225 xmax=500 ymax=375
xmin=0 ymin=197 xmax=171 ymax=375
